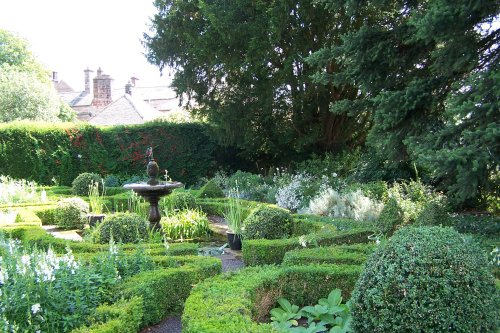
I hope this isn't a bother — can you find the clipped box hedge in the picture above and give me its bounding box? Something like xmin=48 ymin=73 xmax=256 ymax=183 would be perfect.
xmin=119 ymin=256 xmax=222 ymax=327
xmin=0 ymin=224 xmax=198 ymax=256
xmin=182 ymin=264 xmax=362 ymax=333
xmin=282 ymin=243 xmax=377 ymax=266
xmin=71 ymin=296 xmax=144 ymax=333
xmin=242 ymin=228 xmax=375 ymax=266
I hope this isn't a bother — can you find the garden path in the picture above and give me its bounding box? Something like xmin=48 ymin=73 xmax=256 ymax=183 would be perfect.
xmin=42 ymin=225 xmax=83 ymax=241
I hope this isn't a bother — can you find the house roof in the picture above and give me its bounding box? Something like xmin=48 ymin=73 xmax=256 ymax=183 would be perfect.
xmin=53 ymin=80 xmax=74 ymax=93
xmin=88 ymin=94 xmax=163 ymax=126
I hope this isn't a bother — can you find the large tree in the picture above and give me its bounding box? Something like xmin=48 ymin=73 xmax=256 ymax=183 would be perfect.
xmin=0 ymin=29 xmax=75 ymax=122
xmin=309 ymin=0 xmax=499 ymax=205
xmin=144 ymin=0 xmax=370 ymax=165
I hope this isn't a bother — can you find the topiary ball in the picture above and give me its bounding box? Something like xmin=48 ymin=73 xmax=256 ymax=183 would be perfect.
xmin=72 ymin=172 xmax=103 ymax=196
xmin=92 ymin=213 xmax=149 ymax=244
xmin=350 ymin=226 xmax=498 ymax=333
xmin=198 ymin=180 xmax=224 ymax=198
xmin=162 ymin=191 xmax=197 ymax=212
xmin=243 ymin=206 xmax=292 ymax=240
xmin=54 ymin=197 xmax=89 ymax=230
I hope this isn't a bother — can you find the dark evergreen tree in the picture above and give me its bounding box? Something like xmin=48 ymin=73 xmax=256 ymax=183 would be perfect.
xmin=144 ymin=0 xmax=370 ymax=166
xmin=309 ymin=0 xmax=499 ymax=205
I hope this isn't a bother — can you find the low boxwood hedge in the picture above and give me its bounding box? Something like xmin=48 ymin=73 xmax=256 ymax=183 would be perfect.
xmin=0 ymin=225 xmax=198 ymax=256
xmin=71 ymin=296 xmax=144 ymax=333
xmin=242 ymin=228 xmax=375 ymax=266
xmin=119 ymin=256 xmax=222 ymax=327
xmin=182 ymin=264 xmax=362 ymax=333
xmin=282 ymin=243 xmax=376 ymax=266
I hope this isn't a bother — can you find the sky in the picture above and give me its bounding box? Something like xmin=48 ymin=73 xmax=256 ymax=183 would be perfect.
xmin=0 ymin=0 xmax=172 ymax=91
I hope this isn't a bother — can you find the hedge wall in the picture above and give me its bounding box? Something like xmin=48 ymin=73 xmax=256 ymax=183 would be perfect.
xmin=0 ymin=121 xmax=220 ymax=185
xmin=242 ymin=228 xmax=375 ymax=266
xmin=182 ymin=264 xmax=363 ymax=333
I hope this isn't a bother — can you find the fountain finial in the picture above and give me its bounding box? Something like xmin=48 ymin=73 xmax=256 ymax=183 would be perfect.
xmin=146 ymin=146 xmax=159 ymax=185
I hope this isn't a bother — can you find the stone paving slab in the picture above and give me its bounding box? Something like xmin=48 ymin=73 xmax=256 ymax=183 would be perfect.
xmin=41 ymin=225 xmax=83 ymax=241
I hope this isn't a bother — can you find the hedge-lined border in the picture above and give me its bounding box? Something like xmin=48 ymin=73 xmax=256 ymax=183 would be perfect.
xmin=282 ymin=243 xmax=377 ymax=266
xmin=182 ymin=264 xmax=362 ymax=333
xmin=242 ymin=228 xmax=375 ymax=266
xmin=0 ymin=225 xmax=199 ymax=256
xmin=1 ymin=224 xmax=222 ymax=331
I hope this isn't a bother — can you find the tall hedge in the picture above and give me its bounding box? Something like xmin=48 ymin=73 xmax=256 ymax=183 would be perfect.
xmin=0 ymin=121 xmax=220 ymax=185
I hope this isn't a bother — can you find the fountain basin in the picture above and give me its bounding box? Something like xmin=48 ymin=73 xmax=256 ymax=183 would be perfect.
xmin=124 ymin=181 xmax=183 ymax=228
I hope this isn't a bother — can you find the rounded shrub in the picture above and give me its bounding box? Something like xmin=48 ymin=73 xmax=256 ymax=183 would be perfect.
xmin=72 ymin=172 xmax=103 ymax=196
xmin=350 ymin=226 xmax=498 ymax=333
xmin=92 ymin=213 xmax=149 ymax=244
xmin=198 ymin=180 xmax=224 ymax=198
xmin=415 ymin=196 xmax=450 ymax=226
xmin=54 ymin=197 xmax=89 ymax=230
xmin=162 ymin=191 xmax=197 ymax=212
xmin=243 ymin=206 xmax=292 ymax=240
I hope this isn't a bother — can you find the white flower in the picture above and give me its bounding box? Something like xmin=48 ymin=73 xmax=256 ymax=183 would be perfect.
xmin=31 ymin=303 xmax=41 ymax=314
xmin=298 ymin=235 xmax=307 ymax=248
xmin=77 ymin=154 xmax=82 ymax=159
xmin=40 ymin=190 xmax=47 ymax=203
xmin=376 ymin=239 xmax=381 ymax=245
xmin=332 ymin=172 xmax=337 ymax=178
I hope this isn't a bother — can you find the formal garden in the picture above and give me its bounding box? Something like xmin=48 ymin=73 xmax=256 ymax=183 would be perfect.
xmin=1 ymin=0 xmax=499 ymax=332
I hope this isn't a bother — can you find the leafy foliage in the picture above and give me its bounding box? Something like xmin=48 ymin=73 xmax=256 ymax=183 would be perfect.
xmin=91 ymin=213 xmax=149 ymax=244
xmin=160 ymin=209 xmax=210 ymax=241
xmin=0 ymin=29 xmax=75 ymax=122
xmin=72 ymin=172 xmax=103 ymax=196
xmin=309 ymin=0 xmax=499 ymax=206
xmin=144 ymin=1 xmax=369 ymax=165
xmin=350 ymin=226 xmax=498 ymax=332
xmin=271 ymin=289 xmax=352 ymax=333
xmin=243 ymin=206 xmax=293 ymax=240
xmin=161 ymin=190 xmax=197 ymax=212
xmin=54 ymin=197 xmax=89 ymax=230
xmin=0 ymin=122 xmax=219 ymax=186
xmin=198 ymin=180 xmax=224 ymax=198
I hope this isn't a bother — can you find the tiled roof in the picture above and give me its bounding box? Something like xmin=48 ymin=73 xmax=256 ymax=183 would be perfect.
xmin=88 ymin=94 xmax=163 ymax=126
xmin=53 ymin=80 xmax=74 ymax=93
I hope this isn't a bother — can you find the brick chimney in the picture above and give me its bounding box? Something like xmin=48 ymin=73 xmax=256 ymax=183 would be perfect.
xmin=91 ymin=67 xmax=113 ymax=107
xmin=125 ymin=81 xmax=133 ymax=95
xmin=84 ymin=67 xmax=93 ymax=94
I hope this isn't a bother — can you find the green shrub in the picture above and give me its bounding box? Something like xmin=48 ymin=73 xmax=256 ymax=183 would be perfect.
xmin=350 ymin=226 xmax=498 ymax=333
xmin=34 ymin=207 xmax=57 ymax=225
xmin=243 ymin=206 xmax=293 ymax=240
xmin=282 ymin=245 xmax=375 ymax=266
xmin=242 ymin=228 xmax=374 ymax=266
xmin=450 ymin=214 xmax=500 ymax=236
xmin=162 ymin=191 xmax=197 ymax=212
xmin=71 ymin=296 xmax=143 ymax=333
xmin=72 ymin=172 xmax=103 ymax=196
xmin=54 ymin=197 xmax=89 ymax=230
xmin=415 ymin=196 xmax=450 ymax=226
xmin=92 ymin=213 xmax=149 ymax=244
xmin=103 ymin=174 xmax=122 ymax=188
xmin=346 ymin=181 xmax=389 ymax=201
xmin=119 ymin=256 xmax=222 ymax=327
xmin=375 ymin=197 xmax=405 ymax=235
xmin=198 ymin=180 xmax=224 ymax=198
xmin=161 ymin=209 xmax=210 ymax=240
xmin=182 ymin=264 xmax=362 ymax=333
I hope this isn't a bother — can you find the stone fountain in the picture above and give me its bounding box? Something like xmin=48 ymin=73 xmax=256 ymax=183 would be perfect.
xmin=124 ymin=147 xmax=183 ymax=229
